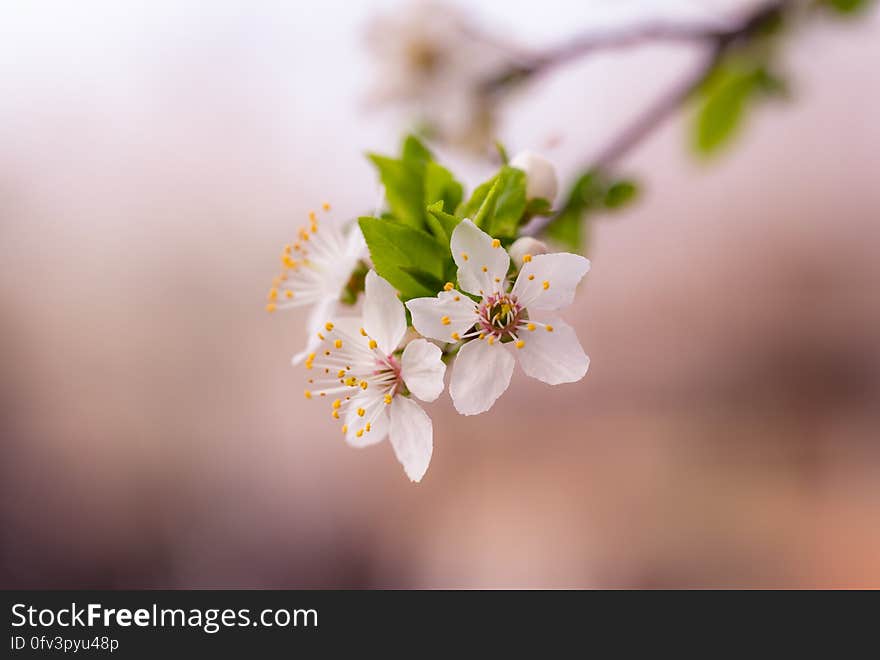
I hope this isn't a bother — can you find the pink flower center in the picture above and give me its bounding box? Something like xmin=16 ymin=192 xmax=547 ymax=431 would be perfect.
xmin=477 ymin=293 xmax=524 ymax=339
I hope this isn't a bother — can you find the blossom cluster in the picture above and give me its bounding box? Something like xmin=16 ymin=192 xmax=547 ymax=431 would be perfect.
xmin=266 ymin=137 xmax=590 ymax=482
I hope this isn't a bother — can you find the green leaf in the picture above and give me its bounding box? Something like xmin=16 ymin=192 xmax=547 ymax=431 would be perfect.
xmin=456 ymin=166 xmax=527 ymax=239
xmin=603 ymin=180 xmax=640 ymax=210
xmin=457 ymin=175 xmax=495 ymax=220
xmin=399 ymin=266 xmax=447 ymax=295
xmin=368 ymin=134 xmax=464 ymax=234
xmin=402 ymin=134 xmax=433 ymax=166
xmin=426 ymin=200 xmax=461 ymax=243
xmin=494 ymin=140 xmax=510 ymax=164
xmin=693 ymin=63 xmax=763 ymax=156
xmin=358 ymin=217 xmax=449 ymax=300
xmin=424 ymin=161 xmax=463 ymax=215
xmin=472 ymin=178 xmax=501 ymax=229
xmin=823 ymin=0 xmax=875 ymax=15
xmin=488 ymin=166 xmax=527 ymax=238
xmin=545 ymin=171 xmax=606 ymax=250
xmin=525 ymin=198 xmax=553 ymax=217
xmin=367 ymin=154 xmax=425 ymax=229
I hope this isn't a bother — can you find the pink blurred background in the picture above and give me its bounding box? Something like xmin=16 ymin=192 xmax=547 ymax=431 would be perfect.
xmin=1 ymin=0 xmax=878 ymax=588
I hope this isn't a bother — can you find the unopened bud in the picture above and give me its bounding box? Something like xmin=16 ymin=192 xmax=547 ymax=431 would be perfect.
xmin=510 ymin=150 xmax=558 ymax=204
xmin=509 ymin=237 xmax=549 ymax=268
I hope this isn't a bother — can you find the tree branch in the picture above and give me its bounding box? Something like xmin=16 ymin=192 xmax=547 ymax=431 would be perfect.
xmin=512 ymin=0 xmax=794 ymax=238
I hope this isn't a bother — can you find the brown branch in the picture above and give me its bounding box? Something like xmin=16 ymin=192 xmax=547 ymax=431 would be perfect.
xmin=513 ymin=0 xmax=794 ymax=237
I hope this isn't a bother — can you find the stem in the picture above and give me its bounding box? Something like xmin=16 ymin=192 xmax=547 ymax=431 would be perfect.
xmin=511 ymin=0 xmax=795 ymax=238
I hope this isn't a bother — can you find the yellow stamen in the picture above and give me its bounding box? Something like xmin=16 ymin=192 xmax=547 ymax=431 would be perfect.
xmin=527 ymin=323 xmax=536 ymax=332
xmin=304 ymin=390 xmax=312 ymax=399
xmin=444 ymin=282 xmax=454 ymax=291
xmin=481 ymin=266 xmax=488 ymax=273
xmin=317 ymin=332 xmax=325 ymax=340
xmin=308 ymin=211 xmax=316 ymax=221
xmin=342 ymin=425 xmax=348 ymax=434
xmin=332 ymin=399 xmax=341 ymax=409
xmin=285 ymin=290 xmax=294 ymax=299
xmin=332 ymin=410 xmax=339 ymax=419
xmin=360 ymin=327 xmax=367 ymax=336
xmin=546 ymin=325 xmax=554 ymax=332
xmin=265 ymin=303 xmax=277 ymax=313
xmin=522 ymin=254 xmax=532 ymax=263
xmin=528 ymin=274 xmax=535 ymax=281
xmin=451 ymin=332 xmax=460 ymax=340
xmin=357 ymin=408 xmax=365 ymax=417
xmin=365 ymin=423 xmax=371 ymax=432
xmin=543 ymin=280 xmax=550 ymax=290
xmin=369 ymin=339 xmax=378 ymax=350
xmin=461 ymin=252 xmax=469 ymax=261
xmin=356 ymin=429 xmax=364 ymax=438
xmin=384 ymin=394 xmax=392 ymax=405
xmin=325 ymin=322 xmax=334 ymax=331
xmin=360 ymin=381 xmax=368 ymax=390
xmin=515 ymin=340 xmax=525 ymax=349
xmin=322 ymin=202 xmax=331 ymax=211
xmin=441 ymin=316 xmax=451 ymax=326
xmin=487 ymin=336 xmax=495 ymax=345
xmin=491 ymin=239 xmax=500 ymax=248
xmin=334 ymin=339 xmax=343 ymax=349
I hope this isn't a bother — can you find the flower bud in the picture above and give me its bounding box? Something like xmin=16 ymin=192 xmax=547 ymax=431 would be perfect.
xmin=508 ymin=236 xmax=549 ymax=268
xmin=510 ymin=150 xmax=558 ymax=204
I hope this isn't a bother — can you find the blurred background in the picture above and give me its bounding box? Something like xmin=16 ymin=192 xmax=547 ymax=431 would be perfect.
xmin=1 ymin=0 xmax=878 ymax=588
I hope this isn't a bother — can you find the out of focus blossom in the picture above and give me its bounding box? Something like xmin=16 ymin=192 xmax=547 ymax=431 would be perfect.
xmin=364 ymin=0 xmax=512 ymax=153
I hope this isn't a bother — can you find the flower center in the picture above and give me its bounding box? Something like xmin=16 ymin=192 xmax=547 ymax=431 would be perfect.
xmin=478 ymin=293 xmax=524 ymax=339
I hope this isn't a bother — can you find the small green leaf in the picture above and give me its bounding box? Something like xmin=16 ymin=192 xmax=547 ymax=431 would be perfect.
xmin=402 ymin=134 xmax=433 ymax=167
xmin=456 ymin=166 xmax=527 ymax=239
xmin=426 ymin=200 xmax=461 ymax=243
xmin=457 ymin=175 xmax=496 ymax=220
xmin=525 ymin=197 xmax=553 ymax=217
xmin=399 ymin=266 xmax=447 ymax=295
xmin=823 ymin=0 xmax=875 ymax=15
xmin=494 ymin=140 xmax=510 ymax=164
xmin=424 ymin=161 xmax=463 ymax=214
xmin=545 ymin=171 xmax=606 ymax=250
xmin=367 ymin=154 xmax=425 ymax=229
xmin=358 ymin=217 xmax=449 ymax=300
xmin=472 ymin=178 xmax=501 ymax=229
xmin=693 ymin=63 xmax=763 ymax=156
xmin=603 ymin=180 xmax=640 ymax=210
xmin=489 ymin=166 xmax=527 ymax=238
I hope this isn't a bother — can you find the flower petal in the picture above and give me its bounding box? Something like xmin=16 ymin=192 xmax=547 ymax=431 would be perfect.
xmin=389 ymin=396 xmax=433 ymax=483
xmin=363 ymin=270 xmax=406 ymax=355
xmin=512 ymin=253 xmax=590 ymax=311
xmin=517 ymin=317 xmax=589 ymax=385
xmin=400 ymin=339 xmax=446 ymax=402
xmin=406 ymin=290 xmax=478 ymax=342
xmin=343 ymin=392 xmax=389 ymax=447
xmin=449 ymin=337 xmax=515 ymax=415
xmin=450 ymin=219 xmax=509 ymax=296
xmin=291 ymin=298 xmax=337 ymax=365
xmin=344 ymin=222 xmax=367 ymax=259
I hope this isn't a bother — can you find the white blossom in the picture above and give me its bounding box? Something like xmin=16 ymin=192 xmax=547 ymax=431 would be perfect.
xmin=302 ymin=270 xmax=445 ymax=482
xmin=406 ymin=220 xmax=590 ymax=416
xmin=266 ymin=205 xmax=366 ymax=365
xmin=364 ymin=0 xmax=509 ymax=151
